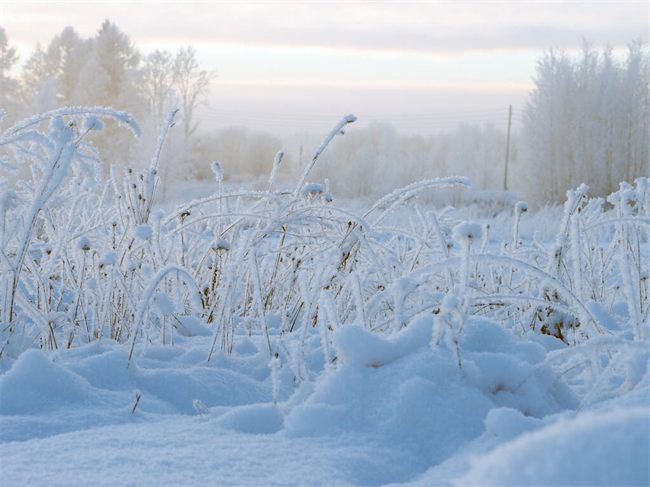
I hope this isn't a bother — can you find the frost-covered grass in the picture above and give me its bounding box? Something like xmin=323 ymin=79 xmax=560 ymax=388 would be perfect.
xmin=0 ymin=108 xmax=648 ymax=486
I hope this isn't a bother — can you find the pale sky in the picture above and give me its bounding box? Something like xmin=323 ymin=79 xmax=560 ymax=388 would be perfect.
xmin=2 ymin=1 xmax=649 ymax=135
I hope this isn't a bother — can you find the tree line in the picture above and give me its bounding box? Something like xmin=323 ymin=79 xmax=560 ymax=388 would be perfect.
xmin=2 ymin=24 xmax=648 ymax=204
xmin=1 ymin=20 xmax=214 ymax=197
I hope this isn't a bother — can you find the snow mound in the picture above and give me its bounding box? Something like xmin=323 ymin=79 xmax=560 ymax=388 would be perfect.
xmin=0 ymin=350 xmax=99 ymax=415
xmin=174 ymin=316 xmax=212 ymax=337
xmin=0 ymin=339 xmax=278 ymax=441
xmin=456 ymin=407 xmax=650 ymax=486
xmin=285 ymin=325 xmax=492 ymax=477
xmin=333 ymin=316 xmax=433 ymax=367
xmin=285 ymin=318 xmax=486 ymax=481
xmin=281 ymin=315 xmax=582 ymax=484
xmin=484 ymin=407 xmax=545 ymax=441
xmin=458 ymin=318 xmax=578 ymax=417
xmin=216 ymin=403 xmax=283 ymax=434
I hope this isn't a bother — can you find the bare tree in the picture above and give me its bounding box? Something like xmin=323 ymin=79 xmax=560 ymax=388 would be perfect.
xmin=142 ymin=50 xmax=176 ymax=127
xmin=174 ymin=46 xmax=216 ymax=163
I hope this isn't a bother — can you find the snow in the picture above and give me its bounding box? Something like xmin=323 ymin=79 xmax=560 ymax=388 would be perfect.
xmin=216 ymin=402 xmax=284 ymax=434
xmin=99 ymin=250 xmax=118 ymax=266
xmin=174 ymin=316 xmax=212 ymax=337
xmin=152 ymin=292 xmax=175 ymax=315
xmin=451 ymin=222 xmax=483 ymax=246
xmin=134 ymin=224 xmax=153 ymax=240
xmin=215 ymin=238 xmax=231 ymax=251
xmin=2 ymin=106 xmax=142 ymax=139
xmin=0 ymin=349 xmax=100 ymax=416
xmin=82 ymin=114 xmax=105 ymax=131
xmin=76 ymin=235 xmax=92 ymax=251
xmin=300 ymin=182 xmax=325 ymax=198
xmin=515 ymin=200 xmax=528 ymax=213
xmin=1 ymin=316 xmax=646 ymax=486
xmin=457 ymin=407 xmax=650 ymax=486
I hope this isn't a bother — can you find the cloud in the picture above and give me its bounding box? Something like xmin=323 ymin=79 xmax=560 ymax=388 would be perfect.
xmin=3 ymin=1 xmax=648 ymax=55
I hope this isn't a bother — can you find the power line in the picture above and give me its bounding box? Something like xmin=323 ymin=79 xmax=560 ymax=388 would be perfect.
xmin=195 ymin=106 xmax=520 ymax=122
xmin=196 ymin=106 xmax=514 ymax=120
xmin=194 ymin=109 xmax=520 ymax=127
xmin=196 ymin=113 xmax=515 ymax=126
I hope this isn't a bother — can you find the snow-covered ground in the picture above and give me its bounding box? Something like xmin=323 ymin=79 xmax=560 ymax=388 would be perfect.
xmin=1 ymin=110 xmax=648 ymax=486
xmin=1 ymin=315 xmax=648 ymax=486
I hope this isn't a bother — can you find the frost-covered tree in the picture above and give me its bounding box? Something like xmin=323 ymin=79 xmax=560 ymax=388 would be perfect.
xmin=48 ymin=28 xmax=86 ymax=103
xmin=20 ymin=28 xmax=93 ymax=119
xmin=4 ymin=22 xmax=217 ymax=184
xmin=81 ymin=21 xmax=141 ymax=106
xmin=520 ymin=41 xmax=650 ymax=203
xmin=71 ymin=22 xmax=144 ymax=166
xmin=16 ymin=22 xmax=145 ymax=167
xmin=20 ymin=44 xmax=57 ymax=114
xmin=0 ymin=28 xmax=21 ymax=128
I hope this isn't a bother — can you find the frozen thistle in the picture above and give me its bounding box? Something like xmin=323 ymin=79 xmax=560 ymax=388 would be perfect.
xmin=515 ymin=201 xmax=528 ymax=214
xmin=300 ymin=182 xmax=325 ymax=199
xmin=135 ymin=224 xmax=153 ymax=241
xmin=211 ymin=161 xmax=223 ymax=183
xmin=82 ymin=115 xmax=105 ymax=132
xmin=452 ymin=222 xmax=483 ymax=248
xmin=215 ymin=238 xmax=230 ymax=251
xmin=77 ymin=236 xmax=92 ymax=251
xmin=512 ymin=201 xmax=528 ymax=250
xmin=99 ymin=251 xmax=118 ymax=267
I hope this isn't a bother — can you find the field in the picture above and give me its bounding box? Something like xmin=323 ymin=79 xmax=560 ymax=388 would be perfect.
xmin=0 ymin=108 xmax=648 ymax=486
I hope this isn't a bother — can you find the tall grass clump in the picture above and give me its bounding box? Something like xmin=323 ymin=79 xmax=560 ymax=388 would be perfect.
xmin=1 ymin=108 xmax=647 ymax=399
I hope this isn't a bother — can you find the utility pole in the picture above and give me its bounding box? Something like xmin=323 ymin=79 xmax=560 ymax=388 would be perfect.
xmin=503 ymin=105 xmax=513 ymax=191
